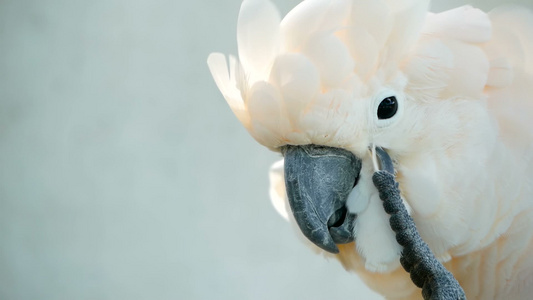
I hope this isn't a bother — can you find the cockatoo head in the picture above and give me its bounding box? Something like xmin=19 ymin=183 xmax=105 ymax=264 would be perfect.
xmin=208 ymin=0 xmax=495 ymax=254
xmin=209 ymin=0 xmax=429 ymax=154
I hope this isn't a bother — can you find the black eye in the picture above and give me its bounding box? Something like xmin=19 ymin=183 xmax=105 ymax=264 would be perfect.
xmin=377 ymin=96 xmax=398 ymax=119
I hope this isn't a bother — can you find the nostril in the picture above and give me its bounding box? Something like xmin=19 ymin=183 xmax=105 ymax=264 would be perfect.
xmin=328 ymin=207 xmax=347 ymax=228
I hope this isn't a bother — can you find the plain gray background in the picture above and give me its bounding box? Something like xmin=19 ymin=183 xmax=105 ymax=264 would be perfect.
xmin=1 ymin=0 xmax=532 ymax=299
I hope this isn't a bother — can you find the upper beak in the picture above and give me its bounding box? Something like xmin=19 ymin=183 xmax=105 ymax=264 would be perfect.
xmin=282 ymin=145 xmax=361 ymax=253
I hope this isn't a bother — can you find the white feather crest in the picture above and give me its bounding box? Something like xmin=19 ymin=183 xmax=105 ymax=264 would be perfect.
xmin=208 ymin=0 xmax=431 ymax=151
xmin=208 ymin=0 xmax=528 ymax=151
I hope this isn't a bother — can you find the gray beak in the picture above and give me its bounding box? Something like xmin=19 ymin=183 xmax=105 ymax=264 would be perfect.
xmin=282 ymin=145 xmax=362 ymax=253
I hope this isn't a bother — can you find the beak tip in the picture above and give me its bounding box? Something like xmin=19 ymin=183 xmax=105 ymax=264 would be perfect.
xmin=319 ymin=241 xmax=340 ymax=254
xmin=329 ymin=246 xmax=340 ymax=254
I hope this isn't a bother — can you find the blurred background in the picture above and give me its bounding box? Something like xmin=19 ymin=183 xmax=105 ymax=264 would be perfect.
xmin=1 ymin=0 xmax=532 ymax=299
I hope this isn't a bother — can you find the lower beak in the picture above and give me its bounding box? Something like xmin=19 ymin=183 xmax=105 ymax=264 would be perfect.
xmin=282 ymin=145 xmax=361 ymax=253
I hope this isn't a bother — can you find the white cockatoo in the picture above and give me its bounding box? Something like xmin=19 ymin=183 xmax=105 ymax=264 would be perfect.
xmin=207 ymin=0 xmax=533 ymax=299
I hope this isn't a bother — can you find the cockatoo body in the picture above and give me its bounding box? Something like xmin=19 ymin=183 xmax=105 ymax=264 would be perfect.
xmin=208 ymin=0 xmax=533 ymax=299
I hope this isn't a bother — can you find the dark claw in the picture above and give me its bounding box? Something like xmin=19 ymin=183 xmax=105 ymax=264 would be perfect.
xmin=375 ymin=147 xmax=395 ymax=174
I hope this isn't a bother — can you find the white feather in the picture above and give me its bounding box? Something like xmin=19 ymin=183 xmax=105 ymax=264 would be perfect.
xmin=488 ymin=7 xmax=533 ymax=73
xmin=280 ymin=0 xmax=350 ymax=52
xmin=268 ymin=159 xmax=289 ymax=220
xmin=348 ymin=0 xmax=392 ymax=50
xmin=439 ymin=40 xmax=490 ymax=99
xmin=207 ymin=53 xmax=250 ymax=126
xmin=301 ymin=34 xmax=355 ymax=89
xmin=337 ymin=27 xmax=380 ymax=79
xmin=247 ymin=81 xmax=288 ymax=147
xmin=237 ymin=0 xmax=281 ymax=83
xmin=382 ymin=0 xmax=430 ymax=63
xmin=354 ymin=160 xmax=402 ymax=273
xmin=486 ymin=57 xmax=513 ymax=88
xmin=269 ymin=53 xmax=320 ymax=131
xmin=336 ymin=0 xmax=392 ymax=78
xmin=403 ymin=38 xmax=453 ymax=99
xmin=422 ymin=6 xmax=492 ymax=43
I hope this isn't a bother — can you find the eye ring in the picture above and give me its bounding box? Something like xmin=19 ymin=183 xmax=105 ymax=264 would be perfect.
xmin=377 ymin=96 xmax=398 ymax=120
